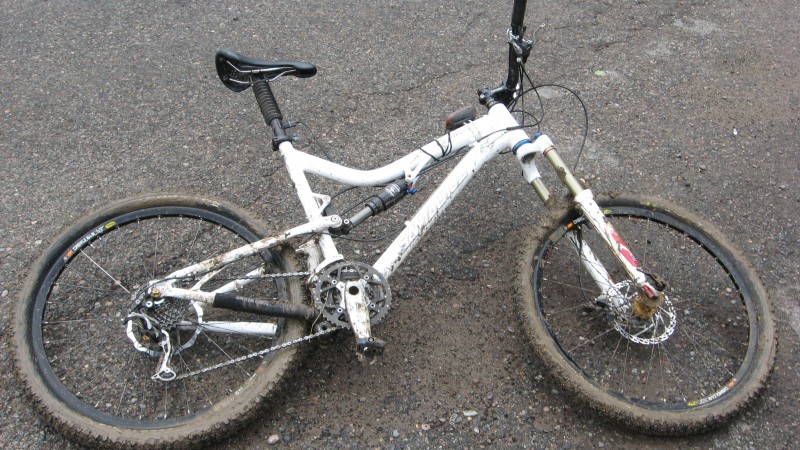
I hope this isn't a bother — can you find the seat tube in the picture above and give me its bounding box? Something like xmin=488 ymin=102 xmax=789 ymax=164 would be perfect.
xmin=281 ymin=145 xmax=341 ymax=260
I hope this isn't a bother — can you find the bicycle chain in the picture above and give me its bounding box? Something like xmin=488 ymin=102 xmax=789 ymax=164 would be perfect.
xmin=168 ymin=270 xmax=328 ymax=381
xmin=173 ymin=325 xmax=338 ymax=381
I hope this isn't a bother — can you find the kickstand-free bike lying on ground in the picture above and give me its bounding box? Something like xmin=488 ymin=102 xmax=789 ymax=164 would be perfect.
xmin=14 ymin=0 xmax=776 ymax=447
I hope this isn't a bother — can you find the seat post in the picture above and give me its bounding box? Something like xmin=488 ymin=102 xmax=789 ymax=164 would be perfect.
xmin=251 ymin=78 xmax=293 ymax=150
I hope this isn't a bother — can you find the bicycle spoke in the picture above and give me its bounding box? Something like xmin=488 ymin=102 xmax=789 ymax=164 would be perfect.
xmin=524 ymin=197 xmax=769 ymax=422
xmin=80 ymin=247 xmax=130 ymax=295
xmin=25 ymin=197 xmax=304 ymax=438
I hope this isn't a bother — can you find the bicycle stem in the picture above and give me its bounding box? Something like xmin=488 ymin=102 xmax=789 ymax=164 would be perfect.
xmin=479 ymin=0 xmax=531 ymax=107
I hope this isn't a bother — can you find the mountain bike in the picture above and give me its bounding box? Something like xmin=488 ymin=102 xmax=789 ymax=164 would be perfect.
xmin=14 ymin=0 xmax=776 ymax=447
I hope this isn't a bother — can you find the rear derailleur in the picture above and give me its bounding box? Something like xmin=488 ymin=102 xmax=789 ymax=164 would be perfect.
xmin=124 ymin=287 xmax=200 ymax=381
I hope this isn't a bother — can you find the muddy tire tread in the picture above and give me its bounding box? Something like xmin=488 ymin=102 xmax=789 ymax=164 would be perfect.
xmin=14 ymin=193 xmax=309 ymax=449
xmin=514 ymin=193 xmax=777 ymax=436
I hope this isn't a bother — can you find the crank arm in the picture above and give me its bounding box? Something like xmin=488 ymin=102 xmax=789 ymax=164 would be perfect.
xmin=343 ymin=280 xmax=385 ymax=357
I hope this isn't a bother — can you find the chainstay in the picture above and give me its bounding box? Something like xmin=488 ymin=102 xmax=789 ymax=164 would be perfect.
xmin=227 ymin=271 xmax=311 ymax=280
xmin=166 ymin=271 xmax=312 ymax=283
xmin=172 ymin=325 xmax=338 ymax=381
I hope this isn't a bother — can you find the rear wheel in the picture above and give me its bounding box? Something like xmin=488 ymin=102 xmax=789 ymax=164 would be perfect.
xmin=516 ymin=194 xmax=776 ymax=435
xmin=15 ymin=193 xmax=306 ymax=448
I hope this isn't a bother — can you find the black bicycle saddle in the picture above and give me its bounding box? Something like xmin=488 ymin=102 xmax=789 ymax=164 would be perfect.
xmin=215 ymin=49 xmax=317 ymax=92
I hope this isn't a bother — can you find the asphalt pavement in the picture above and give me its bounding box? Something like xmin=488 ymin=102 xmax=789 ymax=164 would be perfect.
xmin=1 ymin=1 xmax=798 ymax=448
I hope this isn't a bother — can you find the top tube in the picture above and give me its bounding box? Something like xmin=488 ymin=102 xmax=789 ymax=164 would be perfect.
xmin=277 ymin=105 xmax=514 ymax=187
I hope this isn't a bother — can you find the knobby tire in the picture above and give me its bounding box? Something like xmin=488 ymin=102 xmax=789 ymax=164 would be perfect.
xmin=516 ymin=193 xmax=776 ymax=435
xmin=14 ymin=193 xmax=307 ymax=448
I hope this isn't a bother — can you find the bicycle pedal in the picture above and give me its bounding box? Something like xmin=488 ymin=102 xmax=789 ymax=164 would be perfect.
xmin=356 ymin=337 xmax=386 ymax=358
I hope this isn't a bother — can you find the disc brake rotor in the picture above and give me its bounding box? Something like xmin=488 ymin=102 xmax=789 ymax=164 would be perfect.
xmin=601 ymin=281 xmax=676 ymax=345
xmin=613 ymin=296 xmax=677 ymax=345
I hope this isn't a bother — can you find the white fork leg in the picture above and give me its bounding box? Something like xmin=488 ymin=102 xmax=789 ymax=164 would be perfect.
xmin=573 ymin=190 xmax=660 ymax=298
xmin=565 ymin=232 xmax=627 ymax=310
xmin=535 ymin=139 xmax=662 ymax=302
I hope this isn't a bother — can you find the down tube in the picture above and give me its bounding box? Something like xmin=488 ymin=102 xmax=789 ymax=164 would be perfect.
xmin=373 ymin=139 xmax=504 ymax=279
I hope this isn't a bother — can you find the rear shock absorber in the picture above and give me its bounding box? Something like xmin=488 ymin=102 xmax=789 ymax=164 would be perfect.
xmin=334 ymin=179 xmax=411 ymax=234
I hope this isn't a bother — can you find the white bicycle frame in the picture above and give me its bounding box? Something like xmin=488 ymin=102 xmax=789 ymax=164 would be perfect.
xmin=157 ymin=104 xmax=536 ymax=292
xmin=285 ymin=103 xmax=541 ymax=278
xmin=151 ymin=101 xmax=661 ymax=341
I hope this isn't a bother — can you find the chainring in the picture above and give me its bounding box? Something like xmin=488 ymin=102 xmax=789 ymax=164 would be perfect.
xmin=314 ymin=261 xmax=391 ymax=328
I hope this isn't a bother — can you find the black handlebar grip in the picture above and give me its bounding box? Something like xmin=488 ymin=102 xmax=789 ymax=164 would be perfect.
xmin=252 ymin=78 xmax=283 ymax=126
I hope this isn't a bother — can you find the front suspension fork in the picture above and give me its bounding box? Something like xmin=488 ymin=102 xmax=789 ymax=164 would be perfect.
xmin=517 ymin=134 xmax=664 ymax=307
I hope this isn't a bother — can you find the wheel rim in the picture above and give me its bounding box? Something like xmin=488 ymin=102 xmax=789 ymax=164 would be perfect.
xmin=533 ymin=206 xmax=760 ymax=411
xmin=30 ymin=206 xmax=290 ymax=429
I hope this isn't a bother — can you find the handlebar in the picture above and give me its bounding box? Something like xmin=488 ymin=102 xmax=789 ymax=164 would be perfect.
xmin=478 ymin=0 xmax=529 ymax=108
xmin=511 ymin=0 xmax=528 ymax=32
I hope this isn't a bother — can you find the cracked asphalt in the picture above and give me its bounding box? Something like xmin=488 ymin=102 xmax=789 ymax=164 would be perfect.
xmin=1 ymin=0 xmax=798 ymax=448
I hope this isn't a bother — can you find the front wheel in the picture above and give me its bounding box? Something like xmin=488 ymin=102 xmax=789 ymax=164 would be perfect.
xmin=516 ymin=193 xmax=776 ymax=435
xmin=14 ymin=193 xmax=307 ymax=448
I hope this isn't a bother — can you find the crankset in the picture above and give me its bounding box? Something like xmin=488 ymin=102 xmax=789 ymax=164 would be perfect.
xmin=314 ymin=260 xmax=392 ymax=357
